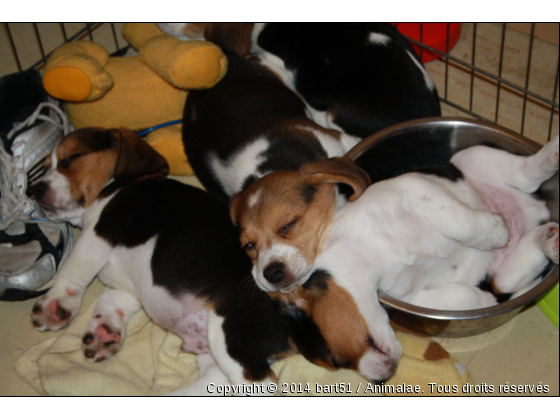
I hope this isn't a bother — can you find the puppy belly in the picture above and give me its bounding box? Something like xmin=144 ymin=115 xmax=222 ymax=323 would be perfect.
xmin=140 ymin=286 xmax=210 ymax=355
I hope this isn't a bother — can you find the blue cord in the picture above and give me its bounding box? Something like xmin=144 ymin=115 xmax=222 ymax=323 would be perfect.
xmin=137 ymin=120 xmax=182 ymax=137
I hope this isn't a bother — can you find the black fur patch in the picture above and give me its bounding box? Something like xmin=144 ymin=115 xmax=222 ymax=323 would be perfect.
xmin=416 ymin=164 xmax=464 ymax=182
xmin=303 ymin=269 xmax=331 ymax=292
xmin=476 ymin=275 xmax=511 ymax=304
xmin=355 ymin=135 xmax=459 ymax=184
xmin=256 ymin=23 xmax=441 ymax=139
xmin=283 ymin=306 xmax=330 ymax=364
xmin=182 ymin=53 xmax=329 ymax=199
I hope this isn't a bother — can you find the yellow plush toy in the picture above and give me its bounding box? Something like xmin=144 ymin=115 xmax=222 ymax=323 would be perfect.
xmin=42 ymin=23 xmax=228 ymax=175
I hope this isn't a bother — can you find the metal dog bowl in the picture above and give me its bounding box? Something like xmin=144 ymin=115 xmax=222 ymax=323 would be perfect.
xmin=346 ymin=117 xmax=559 ymax=337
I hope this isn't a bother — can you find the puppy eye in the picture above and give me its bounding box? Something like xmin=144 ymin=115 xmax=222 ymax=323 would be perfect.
xmin=243 ymin=242 xmax=256 ymax=252
xmin=279 ymin=218 xmax=299 ymax=236
xmin=59 ymin=153 xmax=84 ymax=169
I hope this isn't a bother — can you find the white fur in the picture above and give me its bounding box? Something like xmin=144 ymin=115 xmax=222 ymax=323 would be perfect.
xmin=296 ymin=125 xmax=360 ymax=158
xmin=313 ymin=139 xmax=559 ymax=380
xmin=368 ymin=32 xmax=391 ymax=46
xmin=208 ymin=138 xmax=271 ymax=196
xmin=247 ymin=189 xmax=262 ymax=208
xmin=253 ymin=243 xmax=311 ymax=293
xmin=405 ymin=50 xmax=436 ymax=91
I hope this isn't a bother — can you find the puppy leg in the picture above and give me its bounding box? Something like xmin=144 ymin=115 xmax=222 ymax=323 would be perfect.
xmin=408 ymin=284 xmax=497 ymax=310
xmin=206 ymin=311 xmax=277 ymax=396
xmin=81 ymin=288 xmax=141 ymax=363
xmin=166 ymin=354 xmax=231 ymax=396
xmin=399 ymin=174 xmax=509 ymax=251
xmin=492 ymin=222 xmax=559 ymax=294
xmin=451 ymin=136 xmax=559 ymax=193
xmin=31 ymin=230 xmax=112 ymax=331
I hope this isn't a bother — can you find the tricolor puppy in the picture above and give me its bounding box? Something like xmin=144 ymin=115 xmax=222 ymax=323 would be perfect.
xmin=28 ymin=128 xmax=393 ymax=393
xmin=182 ymin=52 xmax=362 ymax=200
xmin=230 ymin=157 xmax=370 ymax=292
xmin=298 ymin=137 xmax=559 ymax=369
xmin=166 ymin=23 xmax=441 ymax=138
xmin=265 ymin=137 xmax=560 ymax=375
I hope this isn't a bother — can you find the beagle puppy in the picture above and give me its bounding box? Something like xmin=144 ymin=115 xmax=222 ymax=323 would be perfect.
xmin=230 ymin=156 xmax=370 ymax=292
xmin=166 ymin=23 xmax=441 ymax=138
xmin=29 ymin=128 xmax=394 ymax=394
xmin=280 ymin=137 xmax=559 ymax=369
xmin=182 ymin=52 xmax=361 ymax=200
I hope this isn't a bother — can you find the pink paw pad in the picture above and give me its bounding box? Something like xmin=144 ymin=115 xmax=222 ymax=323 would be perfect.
xmin=82 ymin=319 xmax=123 ymax=363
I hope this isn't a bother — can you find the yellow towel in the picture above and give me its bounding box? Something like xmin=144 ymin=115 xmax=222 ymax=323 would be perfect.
xmin=14 ymin=292 xmax=475 ymax=396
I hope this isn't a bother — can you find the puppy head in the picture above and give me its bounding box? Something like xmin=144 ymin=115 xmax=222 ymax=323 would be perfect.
xmin=231 ymin=157 xmax=370 ymax=293
xmin=32 ymin=127 xmax=168 ymax=223
xmin=271 ymin=270 xmax=399 ymax=382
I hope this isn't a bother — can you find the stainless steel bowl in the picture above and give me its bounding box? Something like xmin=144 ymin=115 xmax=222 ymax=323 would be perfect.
xmin=346 ymin=117 xmax=559 ymax=337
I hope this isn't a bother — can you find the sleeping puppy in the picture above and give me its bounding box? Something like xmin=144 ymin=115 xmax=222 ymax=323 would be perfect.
xmin=28 ymin=128 xmax=393 ymax=393
xmin=269 ymin=137 xmax=560 ymax=369
xmin=167 ymin=23 xmax=441 ymax=138
xmin=182 ymin=52 xmax=362 ymax=200
xmin=229 ymin=157 xmax=370 ymax=292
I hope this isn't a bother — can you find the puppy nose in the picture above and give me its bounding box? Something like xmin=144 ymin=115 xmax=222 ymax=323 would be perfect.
xmin=263 ymin=262 xmax=285 ymax=284
xmin=31 ymin=182 xmax=48 ymax=202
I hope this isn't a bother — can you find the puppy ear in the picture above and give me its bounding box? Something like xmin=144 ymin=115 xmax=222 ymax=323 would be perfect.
xmin=112 ymin=128 xmax=169 ymax=180
xmin=204 ymin=23 xmax=254 ymax=57
xmin=229 ymin=192 xmax=243 ymax=225
xmin=301 ymin=157 xmax=371 ymax=202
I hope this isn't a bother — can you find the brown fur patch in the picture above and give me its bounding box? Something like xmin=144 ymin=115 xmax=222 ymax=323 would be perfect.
xmin=235 ymin=170 xmax=338 ymax=275
xmin=204 ymin=23 xmax=254 ymax=57
xmin=274 ymin=281 xmax=372 ymax=371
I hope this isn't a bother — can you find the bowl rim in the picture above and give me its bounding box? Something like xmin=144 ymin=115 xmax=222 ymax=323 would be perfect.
xmin=345 ymin=116 xmax=559 ymax=321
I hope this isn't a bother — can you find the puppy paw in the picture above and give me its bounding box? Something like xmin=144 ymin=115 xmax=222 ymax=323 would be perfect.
xmin=31 ymin=287 xmax=81 ymax=332
xmin=474 ymin=214 xmax=509 ymax=251
xmin=81 ymin=313 xmax=124 ymax=363
xmin=541 ymin=223 xmax=559 ymax=265
xmin=539 ymin=135 xmax=559 ymax=170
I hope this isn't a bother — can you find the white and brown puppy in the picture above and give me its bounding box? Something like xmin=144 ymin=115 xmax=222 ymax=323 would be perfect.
xmin=230 ymin=157 xmax=370 ymax=292
xmin=269 ymin=138 xmax=560 ymax=371
xmin=28 ymin=128 xmax=393 ymax=393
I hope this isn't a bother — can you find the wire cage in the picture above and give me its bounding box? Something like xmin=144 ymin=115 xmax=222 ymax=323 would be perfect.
xmin=1 ymin=22 xmax=558 ymax=144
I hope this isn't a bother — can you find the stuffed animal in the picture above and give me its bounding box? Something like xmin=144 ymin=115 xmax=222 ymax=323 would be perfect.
xmin=42 ymin=23 xmax=228 ymax=175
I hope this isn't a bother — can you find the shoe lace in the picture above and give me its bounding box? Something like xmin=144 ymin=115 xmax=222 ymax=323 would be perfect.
xmin=0 ymin=102 xmax=69 ymax=229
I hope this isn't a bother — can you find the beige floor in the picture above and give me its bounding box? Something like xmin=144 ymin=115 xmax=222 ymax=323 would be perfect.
xmin=0 ymin=23 xmax=558 ymax=396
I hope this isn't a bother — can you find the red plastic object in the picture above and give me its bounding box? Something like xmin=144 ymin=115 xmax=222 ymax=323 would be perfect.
xmin=392 ymin=23 xmax=461 ymax=63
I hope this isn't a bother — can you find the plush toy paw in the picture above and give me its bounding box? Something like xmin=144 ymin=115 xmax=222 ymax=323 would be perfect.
xmin=171 ymin=44 xmax=227 ymax=89
xmin=139 ymin=36 xmax=227 ymax=90
xmin=43 ymin=41 xmax=114 ymax=102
